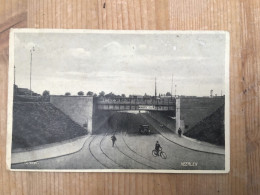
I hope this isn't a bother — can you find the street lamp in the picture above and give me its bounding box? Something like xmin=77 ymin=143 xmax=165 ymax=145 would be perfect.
xmin=171 ymin=73 xmax=173 ymax=100
xmin=30 ymin=46 xmax=35 ymax=96
xmin=14 ymin=64 xmax=16 ymax=85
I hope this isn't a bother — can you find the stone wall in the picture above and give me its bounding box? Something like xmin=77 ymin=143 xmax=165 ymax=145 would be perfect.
xmin=50 ymin=96 xmax=93 ymax=133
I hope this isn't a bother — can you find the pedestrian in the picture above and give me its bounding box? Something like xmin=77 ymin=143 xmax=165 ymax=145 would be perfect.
xmin=178 ymin=127 xmax=182 ymax=137
xmin=111 ymin=134 xmax=117 ymax=147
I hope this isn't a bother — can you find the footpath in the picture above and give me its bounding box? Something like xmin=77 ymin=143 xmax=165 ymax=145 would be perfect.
xmin=142 ymin=114 xmax=225 ymax=155
xmin=11 ymin=135 xmax=89 ymax=164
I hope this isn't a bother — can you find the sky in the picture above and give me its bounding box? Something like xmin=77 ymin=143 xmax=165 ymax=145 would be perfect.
xmin=13 ymin=31 xmax=227 ymax=97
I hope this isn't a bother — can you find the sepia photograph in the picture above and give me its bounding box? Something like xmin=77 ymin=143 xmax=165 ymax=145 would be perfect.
xmin=7 ymin=29 xmax=230 ymax=173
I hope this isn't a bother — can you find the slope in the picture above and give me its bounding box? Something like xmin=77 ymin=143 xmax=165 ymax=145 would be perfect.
xmin=12 ymin=102 xmax=88 ymax=150
xmin=184 ymin=105 xmax=225 ymax=146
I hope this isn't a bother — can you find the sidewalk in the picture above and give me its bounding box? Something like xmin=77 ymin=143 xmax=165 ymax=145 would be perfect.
xmin=11 ymin=135 xmax=89 ymax=164
xmin=142 ymin=114 xmax=225 ymax=155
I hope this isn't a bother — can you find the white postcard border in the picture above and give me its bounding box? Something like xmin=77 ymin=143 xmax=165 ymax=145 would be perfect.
xmin=6 ymin=29 xmax=230 ymax=173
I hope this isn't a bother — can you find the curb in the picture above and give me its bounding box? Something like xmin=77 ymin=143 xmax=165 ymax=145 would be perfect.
xmin=11 ymin=135 xmax=89 ymax=164
xmin=142 ymin=114 xmax=225 ymax=155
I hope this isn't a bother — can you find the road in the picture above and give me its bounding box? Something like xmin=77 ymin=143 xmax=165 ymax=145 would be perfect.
xmin=12 ymin=131 xmax=225 ymax=170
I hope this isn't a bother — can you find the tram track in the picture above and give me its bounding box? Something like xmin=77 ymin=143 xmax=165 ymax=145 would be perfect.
xmin=120 ymin=112 xmax=176 ymax=169
xmin=141 ymin=113 xmax=224 ymax=156
xmin=91 ymin=111 xmax=221 ymax=170
xmin=96 ymin=112 xmax=156 ymax=169
xmin=121 ymin=131 xmax=175 ymax=169
xmin=107 ymin=113 xmax=158 ymax=169
xmin=100 ymin=130 xmax=154 ymax=169
xmin=88 ymin=135 xmax=108 ymax=168
xmin=99 ymin=133 xmax=125 ymax=169
xmin=87 ymin=111 xmax=124 ymax=169
xmin=114 ymin=142 xmax=155 ymax=169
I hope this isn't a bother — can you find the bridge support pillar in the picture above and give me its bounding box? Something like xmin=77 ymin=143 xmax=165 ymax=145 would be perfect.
xmin=176 ymin=98 xmax=184 ymax=134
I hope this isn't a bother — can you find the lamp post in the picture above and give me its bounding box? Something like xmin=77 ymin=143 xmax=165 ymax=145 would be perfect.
xmin=171 ymin=73 xmax=173 ymax=100
xmin=14 ymin=64 xmax=16 ymax=85
xmin=175 ymin=84 xmax=177 ymax=98
xmin=30 ymin=47 xmax=35 ymax=96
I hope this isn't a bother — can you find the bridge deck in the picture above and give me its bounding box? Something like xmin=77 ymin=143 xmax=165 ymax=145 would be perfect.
xmin=96 ymin=98 xmax=176 ymax=111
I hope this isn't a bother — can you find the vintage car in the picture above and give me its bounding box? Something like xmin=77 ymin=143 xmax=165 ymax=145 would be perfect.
xmin=139 ymin=124 xmax=151 ymax=134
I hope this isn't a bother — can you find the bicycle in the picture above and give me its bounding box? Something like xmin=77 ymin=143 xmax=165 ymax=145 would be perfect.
xmin=152 ymin=147 xmax=167 ymax=159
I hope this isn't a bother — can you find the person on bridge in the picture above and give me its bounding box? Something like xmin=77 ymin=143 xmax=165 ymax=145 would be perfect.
xmin=178 ymin=127 xmax=182 ymax=137
xmin=111 ymin=134 xmax=117 ymax=147
xmin=155 ymin=141 xmax=161 ymax=155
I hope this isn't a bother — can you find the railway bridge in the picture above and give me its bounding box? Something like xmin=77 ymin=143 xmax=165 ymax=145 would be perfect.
xmin=96 ymin=97 xmax=176 ymax=111
xmin=50 ymin=96 xmax=224 ymax=134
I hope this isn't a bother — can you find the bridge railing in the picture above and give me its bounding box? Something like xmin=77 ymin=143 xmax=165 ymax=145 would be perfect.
xmin=96 ymin=97 xmax=176 ymax=111
xmin=97 ymin=104 xmax=176 ymax=111
xmin=96 ymin=98 xmax=176 ymax=106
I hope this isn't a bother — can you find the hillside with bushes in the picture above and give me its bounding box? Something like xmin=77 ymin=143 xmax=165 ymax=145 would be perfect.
xmin=12 ymin=102 xmax=88 ymax=150
xmin=184 ymin=105 xmax=225 ymax=146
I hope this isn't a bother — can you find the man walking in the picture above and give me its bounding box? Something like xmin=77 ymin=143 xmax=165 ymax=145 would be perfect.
xmin=111 ymin=134 xmax=117 ymax=147
xmin=178 ymin=127 xmax=182 ymax=137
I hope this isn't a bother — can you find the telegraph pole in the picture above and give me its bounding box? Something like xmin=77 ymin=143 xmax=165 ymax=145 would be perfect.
xmin=30 ymin=47 xmax=35 ymax=96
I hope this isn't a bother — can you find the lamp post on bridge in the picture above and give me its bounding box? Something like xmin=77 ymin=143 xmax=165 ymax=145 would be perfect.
xmin=175 ymin=85 xmax=177 ymax=98
xmin=14 ymin=64 xmax=16 ymax=85
xmin=30 ymin=46 xmax=35 ymax=96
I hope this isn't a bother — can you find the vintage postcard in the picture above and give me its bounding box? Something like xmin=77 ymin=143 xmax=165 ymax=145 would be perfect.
xmin=7 ymin=29 xmax=230 ymax=173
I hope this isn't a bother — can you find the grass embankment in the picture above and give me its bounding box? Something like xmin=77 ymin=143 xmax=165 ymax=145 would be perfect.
xmin=93 ymin=111 xmax=158 ymax=134
xmin=12 ymin=102 xmax=88 ymax=150
xmin=184 ymin=105 xmax=225 ymax=146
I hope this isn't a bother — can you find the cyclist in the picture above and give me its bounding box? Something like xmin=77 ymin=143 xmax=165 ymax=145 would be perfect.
xmin=155 ymin=141 xmax=161 ymax=155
